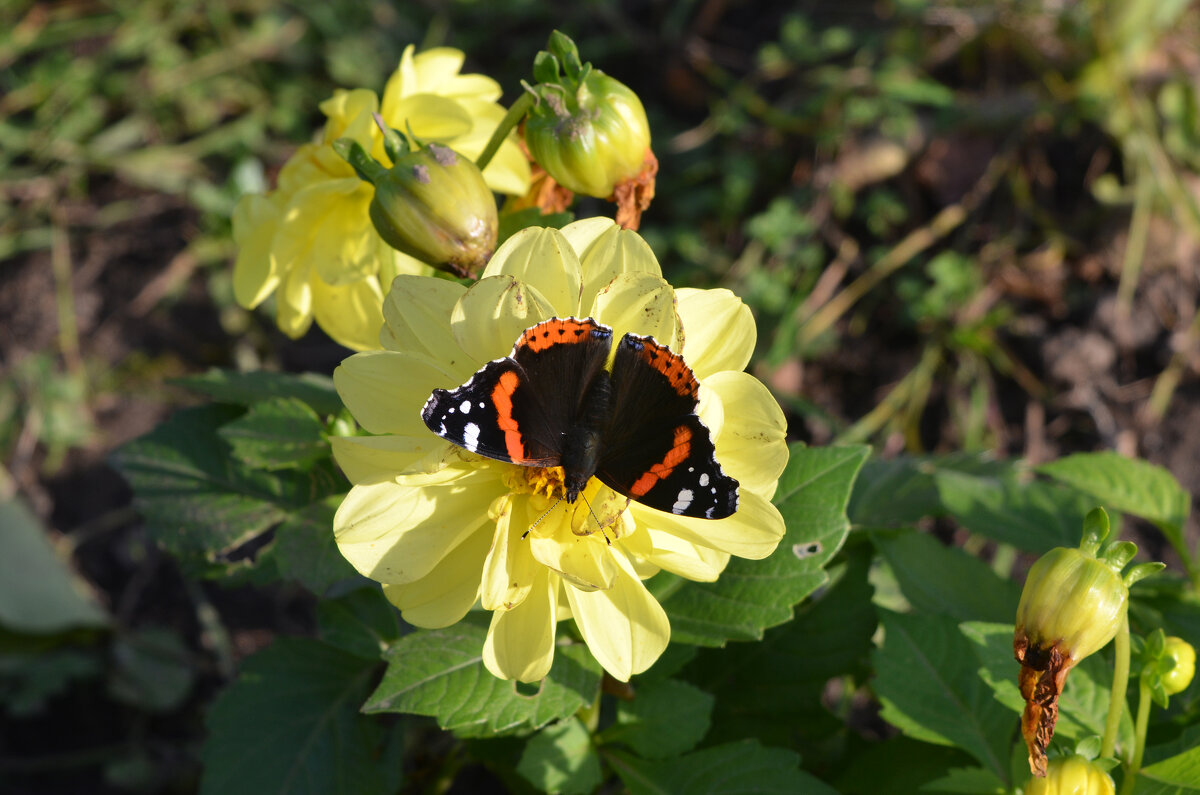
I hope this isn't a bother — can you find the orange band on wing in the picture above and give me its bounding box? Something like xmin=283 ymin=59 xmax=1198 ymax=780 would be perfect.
xmin=629 ymin=425 xmax=693 ymax=497
xmin=518 ymin=318 xmax=601 ymax=352
xmin=492 ymin=370 xmax=526 ymax=462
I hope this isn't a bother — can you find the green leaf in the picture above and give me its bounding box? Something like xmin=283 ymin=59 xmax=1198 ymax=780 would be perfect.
xmin=657 ymin=444 xmax=868 ymax=646
xmin=217 ymin=397 xmax=329 ymax=469
xmin=199 ymin=637 xmax=394 ymax=795
xmin=603 ymin=678 xmax=714 ymax=759
xmin=934 ymin=467 xmax=1093 ymax=553
xmin=920 ymin=766 xmax=1006 ymax=793
xmin=1134 ymin=746 xmax=1200 ymax=793
xmin=835 ymin=737 xmax=981 ymax=795
xmin=872 ymin=610 xmax=1013 ymax=783
xmin=0 ymin=494 xmax=108 ymax=633
xmin=316 ymin=586 xmax=400 ymax=661
xmin=608 ymin=739 xmax=837 ymax=795
xmin=273 ymin=497 xmax=358 ymax=595
xmin=110 ymin=405 xmax=346 ymax=571
xmin=173 ymin=369 xmax=344 ymax=415
xmin=517 ymin=717 xmax=602 ymax=795
xmin=869 ymin=529 xmax=1021 ymax=622
xmin=960 ymin=621 xmax=1135 ymax=749
xmin=363 ymin=622 xmax=602 ymax=736
xmin=848 ymin=456 xmax=943 ymax=525
xmin=1037 ymin=452 xmax=1191 ymax=561
xmin=107 ymin=627 xmax=194 ymax=712
xmin=682 ymin=544 xmax=877 ymax=748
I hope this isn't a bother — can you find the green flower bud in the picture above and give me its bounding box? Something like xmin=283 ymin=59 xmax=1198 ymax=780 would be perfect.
xmin=524 ymin=31 xmax=652 ymax=200
xmin=335 ymin=131 xmax=497 ymax=279
xmin=1013 ymin=507 xmax=1159 ymax=777
xmin=1163 ymin=636 xmax=1196 ymax=695
xmin=1026 ymin=756 xmax=1115 ymax=795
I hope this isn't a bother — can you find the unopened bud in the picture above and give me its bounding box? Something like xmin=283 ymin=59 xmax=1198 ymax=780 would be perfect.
xmin=335 ymin=133 xmax=497 ymax=278
xmin=1026 ymin=756 xmax=1115 ymax=795
xmin=1163 ymin=636 xmax=1196 ymax=696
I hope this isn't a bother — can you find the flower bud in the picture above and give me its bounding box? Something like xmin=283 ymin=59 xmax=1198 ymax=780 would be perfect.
xmin=335 ymin=131 xmax=497 ymax=279
xmin=523 ymin=31 xmax=654 ymax=227
xmin=1013 ymin=507 xmax=1157 ymax=777
xmin=1163 ymin=636 xmax=1196 ymax=695
xmin=1026 ymin=756 xmax=1115 ymax=795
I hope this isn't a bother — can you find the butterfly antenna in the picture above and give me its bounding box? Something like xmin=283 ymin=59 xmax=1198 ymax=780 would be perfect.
xmin=579 ymin=492 xmax=613 ymax=546
xmin=523 ymin=498 xmax=562 ymax=539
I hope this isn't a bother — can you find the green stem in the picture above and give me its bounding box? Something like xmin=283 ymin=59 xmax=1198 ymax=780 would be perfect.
xmin=1102 ymin=611 xmax=1131 ymax=759
xmin=1119 ymin=679 xmax=1153 ymax=795
xmin=475 ymin=92 xmax=534 ymax=172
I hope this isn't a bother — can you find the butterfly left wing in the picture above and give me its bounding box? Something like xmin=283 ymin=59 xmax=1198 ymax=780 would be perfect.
xmin=596 ymin=332 xmax=739 ymax=519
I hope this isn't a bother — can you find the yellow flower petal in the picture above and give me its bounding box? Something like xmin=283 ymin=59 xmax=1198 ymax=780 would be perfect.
xmin=383 ymin=94 xmax=474 ymax=143
xmin=334 ymin=350 xmax=460 ymax=436
xmin=330 ymin=434 xmax=440 ymax=485
xmin=483 ymin=566 xmax=558 ymax=682
xmin=705 ymin=371 xmax=788 ymax=498
xmin=622 ymin=526 xmax=730 ymax=582
xmin=311 ymin=274 xmax=385 ymax=351
xmin=529 ymin=527 xmax=617 ymax=593
xmin=444 ymin=99 xmax=530 ymax=195
xmin=481 ymin=227 xmax=582 ymax=317
xmin=318 ymin=88 xmax=380 ymax=145
xmin=276 ymin=260 xmax=313 ymax=338
xmin=231 ymin=194 xmax=283 ymax=309
xmin=382 ymin=525 xmax=490 ymax=628
xmin=275 ymin=178 xmax=377 ymax=287
xmin=632 ymin=488 xmax=784 ymax=560
xmin=564 ymin=553 xmax=670 ymax=681
xmin=566 ymin=218 xmax=663 ymax=308
xmin=588 ymin=272 xmax=677 ymax=347
xmin=413 ymin=47 xmax=502 ymax=101
xmin=335 ymin=471 xmax=500 ymax=584
xmin=379 ymin=274 xmax=466 ymax=359
xmin=480 ymin=496 xmax=541 ymax=610
xmin=676 ymin=287 xmax=757 ymax=378
xmin=450 ymin=275 xmax=557 ymax=364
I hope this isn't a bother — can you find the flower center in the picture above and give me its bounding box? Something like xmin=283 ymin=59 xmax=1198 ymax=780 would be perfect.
xmin=505 ymin=465 xmax=569 ymax=500
xmin=502 ymin=465 xmax=629 ymax=539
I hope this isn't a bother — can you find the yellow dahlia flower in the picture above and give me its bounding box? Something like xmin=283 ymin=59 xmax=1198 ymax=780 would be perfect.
xmin=232 ymin=45 xmax=531 ymax=350
xmin=330 ymin=218 xmax=787 ymax=682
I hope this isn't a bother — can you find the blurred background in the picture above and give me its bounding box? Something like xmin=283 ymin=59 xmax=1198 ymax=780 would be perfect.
xmin=3 ymin=0 xmax=1200 ymax=791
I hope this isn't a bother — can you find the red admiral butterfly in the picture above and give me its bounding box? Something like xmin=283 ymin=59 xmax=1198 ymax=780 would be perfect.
xmin=421 ymin=317 xmax=739 ymax=519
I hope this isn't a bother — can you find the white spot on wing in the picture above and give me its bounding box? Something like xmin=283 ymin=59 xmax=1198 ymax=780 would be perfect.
xmin=673 ymin=488 xmax=694 ymax=514
xmin=699 ymin=473 xmax=710 ymax=487
xmin=463 ymin=422 xmax=480 ymax=452
xmin=460 ymin=400 xmax=472 ymax=414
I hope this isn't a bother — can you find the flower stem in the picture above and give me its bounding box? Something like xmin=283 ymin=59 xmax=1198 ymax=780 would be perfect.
xmin=1118 ymin=679 xmax=1153 ymax=795
xmin=1102 ymin=611 xmax=1131 ymax=759
xmin=476 ymin=92 xmax=534 ymax=172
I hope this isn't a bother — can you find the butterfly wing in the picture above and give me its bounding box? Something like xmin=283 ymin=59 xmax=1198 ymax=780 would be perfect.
xmin=421 ymin=317 xmax=613 ymax=467
xmin=596 ymin=333 xmax=739 ymax=519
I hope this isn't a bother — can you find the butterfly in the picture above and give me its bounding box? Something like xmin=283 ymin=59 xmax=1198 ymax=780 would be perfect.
xmin=422 ymin=317 xmax=738 ymax=519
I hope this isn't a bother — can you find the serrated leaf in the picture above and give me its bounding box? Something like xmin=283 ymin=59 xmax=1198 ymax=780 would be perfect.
xmin=363 ymin=623 xmax=601 ymax=736
xmin=683 ymin=545 xmax=876 ymax=748
xmin=272 ymin=497 xmax=358 ymax=595
xmin=110 ymin=406 xmax=346 ymax=570
xmin=0 ymin=495 xmax=108 ymax=633
xmin=608 ymin=739 xmax=837 ymax=795
xmin=872 ymin=610 xmax=1013 ymax=783
xmin=1134 ymin=746 xmax=1200 ymax=793
xmin=869 ymin=529 xmax=1021 ymax=622
xmin=218 ymin=397 xmax=329 ymax=469
xmin=959 ymin=621 xmax=1135 ymax=750
xmin=934 ymin=467 xmax=1093 ymax=553
xmin=316 ymin=586 xmax=400 ymax=661
xmin=603 ymin=678 xmax=713 ymax=759
xmin=173 ymin=369 xmax=343 ymax=415
xmin=1037 ymin=452 xmax=1191 ymax=560
xmin=517 ymin=717 xmax=602 ymax=795
xmin=657 ymin=445 xmax=868 ymax=646
xmin=199 ymin=637 xmax=392 ymax=795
